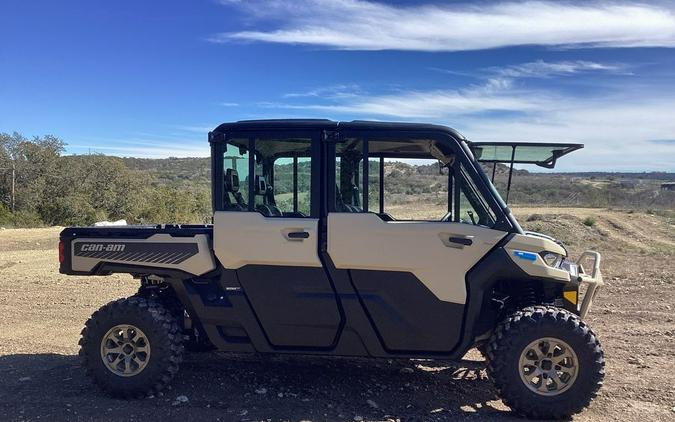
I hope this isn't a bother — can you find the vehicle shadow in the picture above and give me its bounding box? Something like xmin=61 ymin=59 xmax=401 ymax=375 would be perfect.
xmin=0 ymin=352 xmax=548 ymax=421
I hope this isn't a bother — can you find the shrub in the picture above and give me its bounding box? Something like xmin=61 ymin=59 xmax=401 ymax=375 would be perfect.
xmin=582 ymin=216 xmax=597 ymax=227
xmin=0 ymin=204 xmax=44 ymax=228
xmin=10 ymin=211 xmax=44 ymax=227
xmin=138 ymin=186 xmax=211 ymax=224
xmin=0 ymin=203 xmax=10 ymax=226
xmin=527 ymin=213 xmax=543 ymax=222
xmin=40 ymin=194 xmax=98 ymax=226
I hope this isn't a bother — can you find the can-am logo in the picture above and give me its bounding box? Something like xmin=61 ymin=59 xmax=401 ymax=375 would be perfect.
xmin=80 ymin=243 xmax=126 ymax=252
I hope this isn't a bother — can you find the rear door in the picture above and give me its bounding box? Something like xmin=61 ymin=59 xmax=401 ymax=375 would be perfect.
xmin=212 ymin=130 xmax=341 ymax=349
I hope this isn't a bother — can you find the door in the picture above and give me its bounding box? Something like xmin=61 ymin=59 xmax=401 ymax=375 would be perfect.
xmin=212 ymin=131 xmax=341 ymax=349
xmin=328 ymin=214 xmax=506 ymax=352
xmin=325 ymin=132 xmax=509 ymax=353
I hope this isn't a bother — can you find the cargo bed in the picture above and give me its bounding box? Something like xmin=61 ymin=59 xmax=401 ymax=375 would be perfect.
xmin=59 ymin=224 xmax=216 ymax=277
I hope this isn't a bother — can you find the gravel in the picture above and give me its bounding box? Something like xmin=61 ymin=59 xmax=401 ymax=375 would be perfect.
xmin=0 ymin=211 xmax=673 ymax=422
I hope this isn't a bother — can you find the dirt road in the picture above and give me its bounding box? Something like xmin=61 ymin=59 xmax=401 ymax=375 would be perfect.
xmin=0 ymin=208 xmax=673 ymax=421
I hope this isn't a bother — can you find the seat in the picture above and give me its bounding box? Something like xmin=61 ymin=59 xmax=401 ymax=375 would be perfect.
xmin=335 ymin=184 xmax=362 ymax=212
xmin=264 ymin=185 xmax=283 ymax=216
xmin=224 ymin=169 xmax=246 ymax=211
xmin=349 ymin=184 xmax=363 ymax=212
xmin=254 ymin=175 xmax=283 ymax=217
xmin=335 ymin=184 xmax=350 ymax=212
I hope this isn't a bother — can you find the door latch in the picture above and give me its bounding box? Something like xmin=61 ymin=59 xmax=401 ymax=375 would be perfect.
xmin=286 ymin=231 xmax=310 ymax=240
xmin=448 ymin=236 xmax=473 ymax=246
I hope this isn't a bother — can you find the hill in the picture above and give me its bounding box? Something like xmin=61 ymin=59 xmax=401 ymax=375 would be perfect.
xmin=123 ymin=156 xmax=675 ymax=210
xmin=1 ymin=131 xmax=672 ymax=228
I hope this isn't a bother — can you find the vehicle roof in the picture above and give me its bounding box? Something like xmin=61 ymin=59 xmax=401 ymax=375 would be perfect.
xmin=212 ymin=119 xmax=466 ymax=140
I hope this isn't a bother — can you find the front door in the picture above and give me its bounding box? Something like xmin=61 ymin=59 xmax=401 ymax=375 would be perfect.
xmin=212 ymin=131 xmax=341 ymax=349
xmin=325 ymin=131 xmax=508 ymax=353
xmin=327 ymin=213 xmax=505 ymax=352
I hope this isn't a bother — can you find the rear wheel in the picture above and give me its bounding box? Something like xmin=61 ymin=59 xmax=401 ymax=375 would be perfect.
xmin=486 ymin=306 xmax=604 ymax=419
xmin=79 ymin=296 xmax=184 ymax=398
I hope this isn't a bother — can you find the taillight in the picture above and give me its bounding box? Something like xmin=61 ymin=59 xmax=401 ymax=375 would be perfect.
xmin=58 ymin=241 xmax=65 ymax=263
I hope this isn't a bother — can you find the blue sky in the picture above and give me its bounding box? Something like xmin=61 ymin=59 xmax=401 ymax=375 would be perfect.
xmin=1 ymin=0 xmax=674 ymax=171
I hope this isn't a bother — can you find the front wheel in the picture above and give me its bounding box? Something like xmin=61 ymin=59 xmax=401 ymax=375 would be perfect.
xmin=486 ymin=306 xmax=604 ymax=419
xmin=79 ymin=296 xmax=184 ymax=398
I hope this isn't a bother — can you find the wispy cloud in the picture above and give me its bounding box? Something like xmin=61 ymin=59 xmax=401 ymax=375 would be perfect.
xmin=67 ymin=144 xmax=210 ymax=158
xmin=67 ymin=134 xmax=210 ymax=158
xmin=430 ymin=60 xmax=629 ymax=86
xmin=486 ymin=60 xmax=629 ymax=79
xmin=261 ymin=65 xmax=675 ymax=170
xmin=265 ymin=86 xmax=548 ymax=118
xmin=283 ymin=84 xmax=362 ymax=99
xmin=172 ymin=125 xmax=217 ymax=134
xmin=457 ymin=100 xmax=675 ymax=171
xmin=213 ymin=0 xmax=675 ymax=52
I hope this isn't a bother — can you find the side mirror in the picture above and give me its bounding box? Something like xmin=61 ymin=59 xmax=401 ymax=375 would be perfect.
xmin=439 ymin=160 xmax=449 ymax=175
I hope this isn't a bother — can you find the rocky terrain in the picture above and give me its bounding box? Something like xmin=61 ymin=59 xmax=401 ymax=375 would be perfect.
xmin=0 ymin=208 xmax=673 ymax=421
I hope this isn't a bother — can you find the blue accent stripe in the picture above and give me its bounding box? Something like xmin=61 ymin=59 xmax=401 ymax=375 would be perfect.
xmin=514 ymin=250 xmax=538 ymax=261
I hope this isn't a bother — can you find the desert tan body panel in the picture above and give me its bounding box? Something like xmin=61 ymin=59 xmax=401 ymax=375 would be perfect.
xmin=504 ymin=234 xmax=571 ymax=282
xmin=71 ymin=233 xmax=215 ymax=276
xmin=327 ymin=213 xmax=507 ymax=304
xmin=213 ymin=212 xmax=322 ymax=268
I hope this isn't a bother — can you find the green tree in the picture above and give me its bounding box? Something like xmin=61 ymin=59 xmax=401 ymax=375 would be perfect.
xmin=138 ymin=186 xmax=211 ymax=224
xmin=0 ymin=132 xmax=64 ymax=216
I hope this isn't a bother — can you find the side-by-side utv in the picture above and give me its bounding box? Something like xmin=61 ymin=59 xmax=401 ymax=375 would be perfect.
xmin=59 ymin=120 xmax=605 ymax=419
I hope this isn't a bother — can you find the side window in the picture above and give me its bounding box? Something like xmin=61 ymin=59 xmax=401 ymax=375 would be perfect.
xmin=222 ymin=140 xmax=250 ymax=211
xmin=332 ymin=137 xmax=451 ymax=220
xmin=381 ymin=158 xmax=448 ymax=221
xmin=326 ymin=133 xmax=502 ymax=227
xmin=272 ymin=156 xmax=312 ymax=216
xmin=457 ymin=164 xmax=496 ymax=226
xmin=254 ymin=137 xmax=313 ymax=218
xmin=368 ymin=156 xmax=381 ymax=213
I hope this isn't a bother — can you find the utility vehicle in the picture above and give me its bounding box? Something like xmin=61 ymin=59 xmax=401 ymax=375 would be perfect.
xmin=59 ymin=120 xmax=605 ymax=419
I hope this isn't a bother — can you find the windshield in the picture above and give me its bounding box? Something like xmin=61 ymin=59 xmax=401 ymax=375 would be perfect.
xmin=470 ymin=142 xmax=583 ymax=168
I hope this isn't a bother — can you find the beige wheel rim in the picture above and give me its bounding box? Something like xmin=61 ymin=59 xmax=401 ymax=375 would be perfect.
xmin=518 ymin=337 xmax=578 ymax=396
xmin=100 ymin=324 xmax=151 ymax=377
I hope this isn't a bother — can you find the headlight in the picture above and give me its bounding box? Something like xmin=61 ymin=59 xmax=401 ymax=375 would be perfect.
xmin=540 ymin=252 xmax=562 ymax=268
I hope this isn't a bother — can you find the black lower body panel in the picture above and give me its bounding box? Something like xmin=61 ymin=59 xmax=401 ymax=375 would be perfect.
xmin=236 ymin=265 xmax=342 ymax=349
xmin=169 ymin=263 xmax=469 ymax=359
xmin=350 ymin=270 xmax=464 ymax=353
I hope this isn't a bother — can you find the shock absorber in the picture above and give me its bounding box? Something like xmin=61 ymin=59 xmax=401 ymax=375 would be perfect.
xmin=517 ymin=282 xmax=538 ymax=308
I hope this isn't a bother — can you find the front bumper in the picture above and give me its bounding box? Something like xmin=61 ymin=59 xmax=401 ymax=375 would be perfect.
xmin=575 ymin=250 xmax=604 ymax=319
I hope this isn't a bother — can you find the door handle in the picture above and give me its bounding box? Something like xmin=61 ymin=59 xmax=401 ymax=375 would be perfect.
xmin=448 ymin=236 xmax=473 ymax=246
xmin=286 ymin=231 xmax=310 ymax=240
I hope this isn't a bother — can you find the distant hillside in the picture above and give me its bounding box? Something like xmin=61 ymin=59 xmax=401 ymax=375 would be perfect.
xmin=122 ymin=157 xmax=211 ymax=187
xmin=6 ymin=133 xmax=667 ymax=229
xmin=123 ymin=156 xmax=675 ymax=210
xmin=558 ymin=172 xmax=675 ymax=181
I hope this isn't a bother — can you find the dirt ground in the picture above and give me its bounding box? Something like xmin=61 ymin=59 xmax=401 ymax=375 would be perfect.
xmin=0 ymin=208 xmax=673 ymax=421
